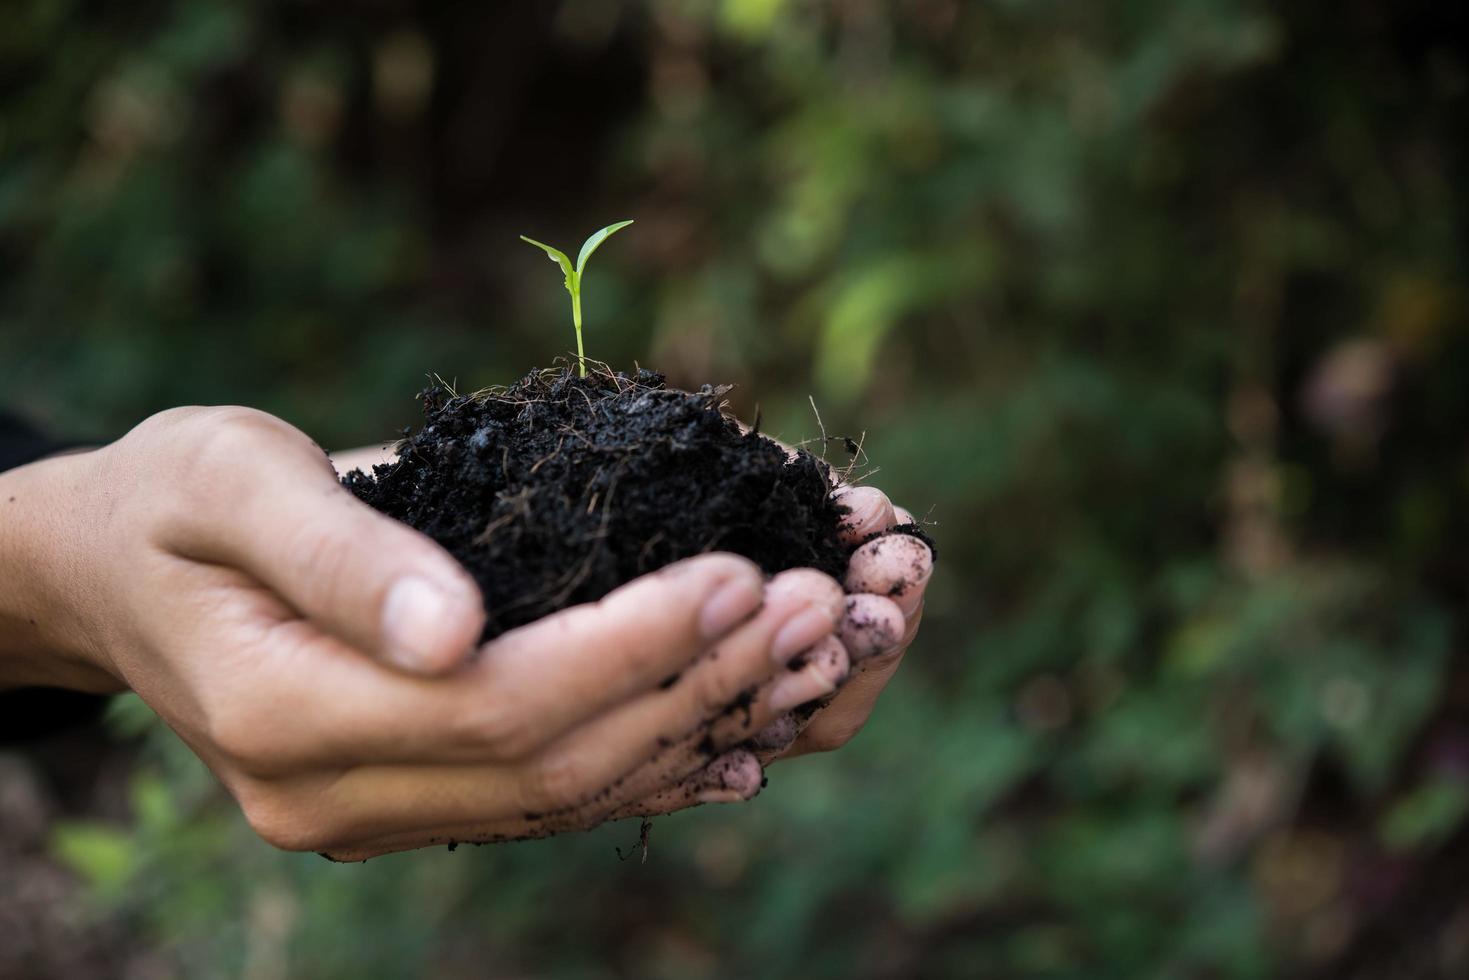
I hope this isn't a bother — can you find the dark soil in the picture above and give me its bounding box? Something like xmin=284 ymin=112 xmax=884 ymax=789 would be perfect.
xmin=343 ymin=367 xmax=859 ymax=639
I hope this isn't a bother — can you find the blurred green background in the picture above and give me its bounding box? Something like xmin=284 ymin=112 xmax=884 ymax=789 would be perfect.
xmin=4 ymin=1 xmax=1469 ymax=977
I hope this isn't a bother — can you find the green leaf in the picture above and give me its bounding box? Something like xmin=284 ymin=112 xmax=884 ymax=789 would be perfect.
xmin=518 ymin=235 xmax=575 ymax=288
xmin=51 ymin=821 xmax=137 ymax=898
xmin=1380 ymin=778 xmax=1469 ymax=852
xmin=575 ymin=219 xmax=634 ymax=276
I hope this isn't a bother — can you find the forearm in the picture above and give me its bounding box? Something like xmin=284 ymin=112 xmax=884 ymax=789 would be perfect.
xmin=0 ymin=451 xmax=120 ymax=693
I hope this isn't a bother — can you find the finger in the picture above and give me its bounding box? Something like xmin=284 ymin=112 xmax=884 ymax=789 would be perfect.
xmin=537 ymin=593 xmax=916 ymax=822
xmin=784 ymin=653 xmax=906 ymax=758
xmin=319 ymin=812 xmax=555 ymax=861
xmin=604 ymin=750 xmax=765 ymax=819
xmin=839 ymin=593 xmax=906 ymax=661
xmin=578 ymin=635 xmax=851 ymax=816
xmin=748 ymin=713 xmax=804 ymax=753
xmin=832 ymin=486 xmax=897 ymax=544
xmin=165 ymin=412 xmax=484 ymax=675
xmin=460 ymin=632 xmax=853 ymax=838
xmin=751 ymin=601 xmax=923 ymax=765
xmin=769 ymin=635 xmax=852 ymax=714
xmin=318 ymin=751 xmax=766 ymax=859
xmin=784 ymin=602 xmax=924 ymax=759
xmin=746 ymin=599 xmax=904 ymax=764
xmin=216 ymin=554 xmax=767 ymax=771
xmin=449 ymin=553 xmax=765 ymax=756
xmin=320 ymin=752 xmax=768 ymax=859
xmin=845 ymin=532 xmax=934 ymax=616
xmin=303 ymin=572 xmax=843 ymax=842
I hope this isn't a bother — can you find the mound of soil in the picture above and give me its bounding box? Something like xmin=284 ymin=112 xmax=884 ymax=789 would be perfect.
xmin=344 ymin=367 xmax=856 ymax=639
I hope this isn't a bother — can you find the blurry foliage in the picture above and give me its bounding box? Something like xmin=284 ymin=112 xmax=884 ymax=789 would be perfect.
xmin=5 ymin=0 xmax=1469 ymax=977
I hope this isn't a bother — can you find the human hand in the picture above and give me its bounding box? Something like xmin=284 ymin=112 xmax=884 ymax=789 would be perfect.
xmin=0 ymin=408 xmax=848 ymax=856
xmin=579 ymin=484 xmax=934 ymax=825
xmin=344 ymin=479 xmax=934 ymax=849
xmin=785 ymin=485 xmax=932 ymax=757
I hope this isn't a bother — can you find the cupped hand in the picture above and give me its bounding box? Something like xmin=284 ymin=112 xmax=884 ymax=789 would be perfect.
xmin=0 ymin=408 xmax=850 ymax=857
xmin=362 ymin=481 xmax=935 ymax=851
xmin=577 ymin=484 xmax=934 ymax=827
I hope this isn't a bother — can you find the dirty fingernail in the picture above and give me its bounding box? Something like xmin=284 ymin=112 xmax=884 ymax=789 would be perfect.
xmin=839 ymin=594 xmax=906 ymax=661
xmin=700 ymin=750 xmax=763 ymax=797
xmin=844 ymin=534 xmax=935 ymax=605
xmin=770 ymin=607 xmax=836 ymax=665
xmin=382 ymin=576 xmax=471 ymax=672
xmin=749 ymin=714 xmax=802 ymax=751
xmin=699 ymin=577 xmax=763 ymax=641
xmin=833 ymin=486 xmax=892 ymax=535
xmin=808 ymin=635 xmax=851 ymax=685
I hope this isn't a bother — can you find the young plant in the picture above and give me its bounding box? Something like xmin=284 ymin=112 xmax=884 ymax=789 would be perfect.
xmin=520 ymin=220 xmax=634 ymax=378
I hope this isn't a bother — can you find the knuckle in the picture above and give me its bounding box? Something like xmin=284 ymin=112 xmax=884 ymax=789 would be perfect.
xmin=158 ymin=409 xmax=310 ymax=524
xmin=187 ymin=408 xmax=296 ymax=470
xmin=601 ymin=632 xmax=657 ymax=679
xmin=451 ymin=702 xmax=535 ymax=760
xmin=812 ymin=636 xmax=851 ymax=682
xmin=573 ymin=600 xmax=668 ymax=678
xmin=236 ymin=785 xmax=330 ymax=852
xmin=692 ymin=664 xmax=744 ymax=718
xmin=207 ymin=705 xmax=283 ymax=773
xmin=281 ymin=519 xmax=349 ymax=587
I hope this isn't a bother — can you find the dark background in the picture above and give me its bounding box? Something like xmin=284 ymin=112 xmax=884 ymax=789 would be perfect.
xmin=3 ymin=1 xmax=1469 ymax=977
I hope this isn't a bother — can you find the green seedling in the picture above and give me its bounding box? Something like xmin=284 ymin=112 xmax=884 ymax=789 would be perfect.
xmin=520 ymin=220 xmax=634 ymax=378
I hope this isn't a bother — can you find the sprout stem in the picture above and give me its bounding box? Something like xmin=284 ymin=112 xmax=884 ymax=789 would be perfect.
xmin=572 ymin=287 xmax=586 ymax=378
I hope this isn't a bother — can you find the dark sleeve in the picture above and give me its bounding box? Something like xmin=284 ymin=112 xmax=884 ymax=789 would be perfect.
xmin=0 ymin=411 xmax=108 ymax=745
xmin=0 ymin=410 xmax=78 ymax=471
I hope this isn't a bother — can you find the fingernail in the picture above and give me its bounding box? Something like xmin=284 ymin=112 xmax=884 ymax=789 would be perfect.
xmin=839 ymin=594 xmax=905 ymax=661
xmin=844 ymin=534 xmax=935 ymax=600
xmin=832 ymin=486 xmax=886 ymax=531
xmin=810 ymin=636 xmax=851 ymax=685
xmin=749 ymin=714 xmax=802 ymax=751
xmin=695 ymin=789 xmax=748 ymax=806
xmin=382 ymin=576 xmax=469 ymax=672
xmin=768 ymin=667 xmax=839 ymax=713
xmin=770 ymin=607 xmax=836 ymax=665
xmin=701 ymin=750 xmax=763 ymax=798
xmin=699 ymin=577 xmax=763 ymax=641
xmin=765 ymin=569 xmax=844 ymax=609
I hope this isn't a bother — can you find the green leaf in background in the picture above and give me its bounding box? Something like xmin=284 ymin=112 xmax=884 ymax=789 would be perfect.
xmin=1381 ymin=779 xmax=1469 ymax=853
xmin=51 ymin=823 xmax=138 ymax=900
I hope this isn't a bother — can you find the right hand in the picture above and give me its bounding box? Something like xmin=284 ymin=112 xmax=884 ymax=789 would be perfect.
xmin=0 ymin=407 xmax=848 ymax=856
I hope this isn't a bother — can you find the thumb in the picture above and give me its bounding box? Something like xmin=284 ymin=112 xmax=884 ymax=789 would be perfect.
xmin=167 ymin=415 xmax=485 ymax=675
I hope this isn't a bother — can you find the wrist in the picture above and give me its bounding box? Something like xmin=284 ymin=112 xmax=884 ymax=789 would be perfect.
xmin=0 ymin=450 xmax=123 ymax=693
